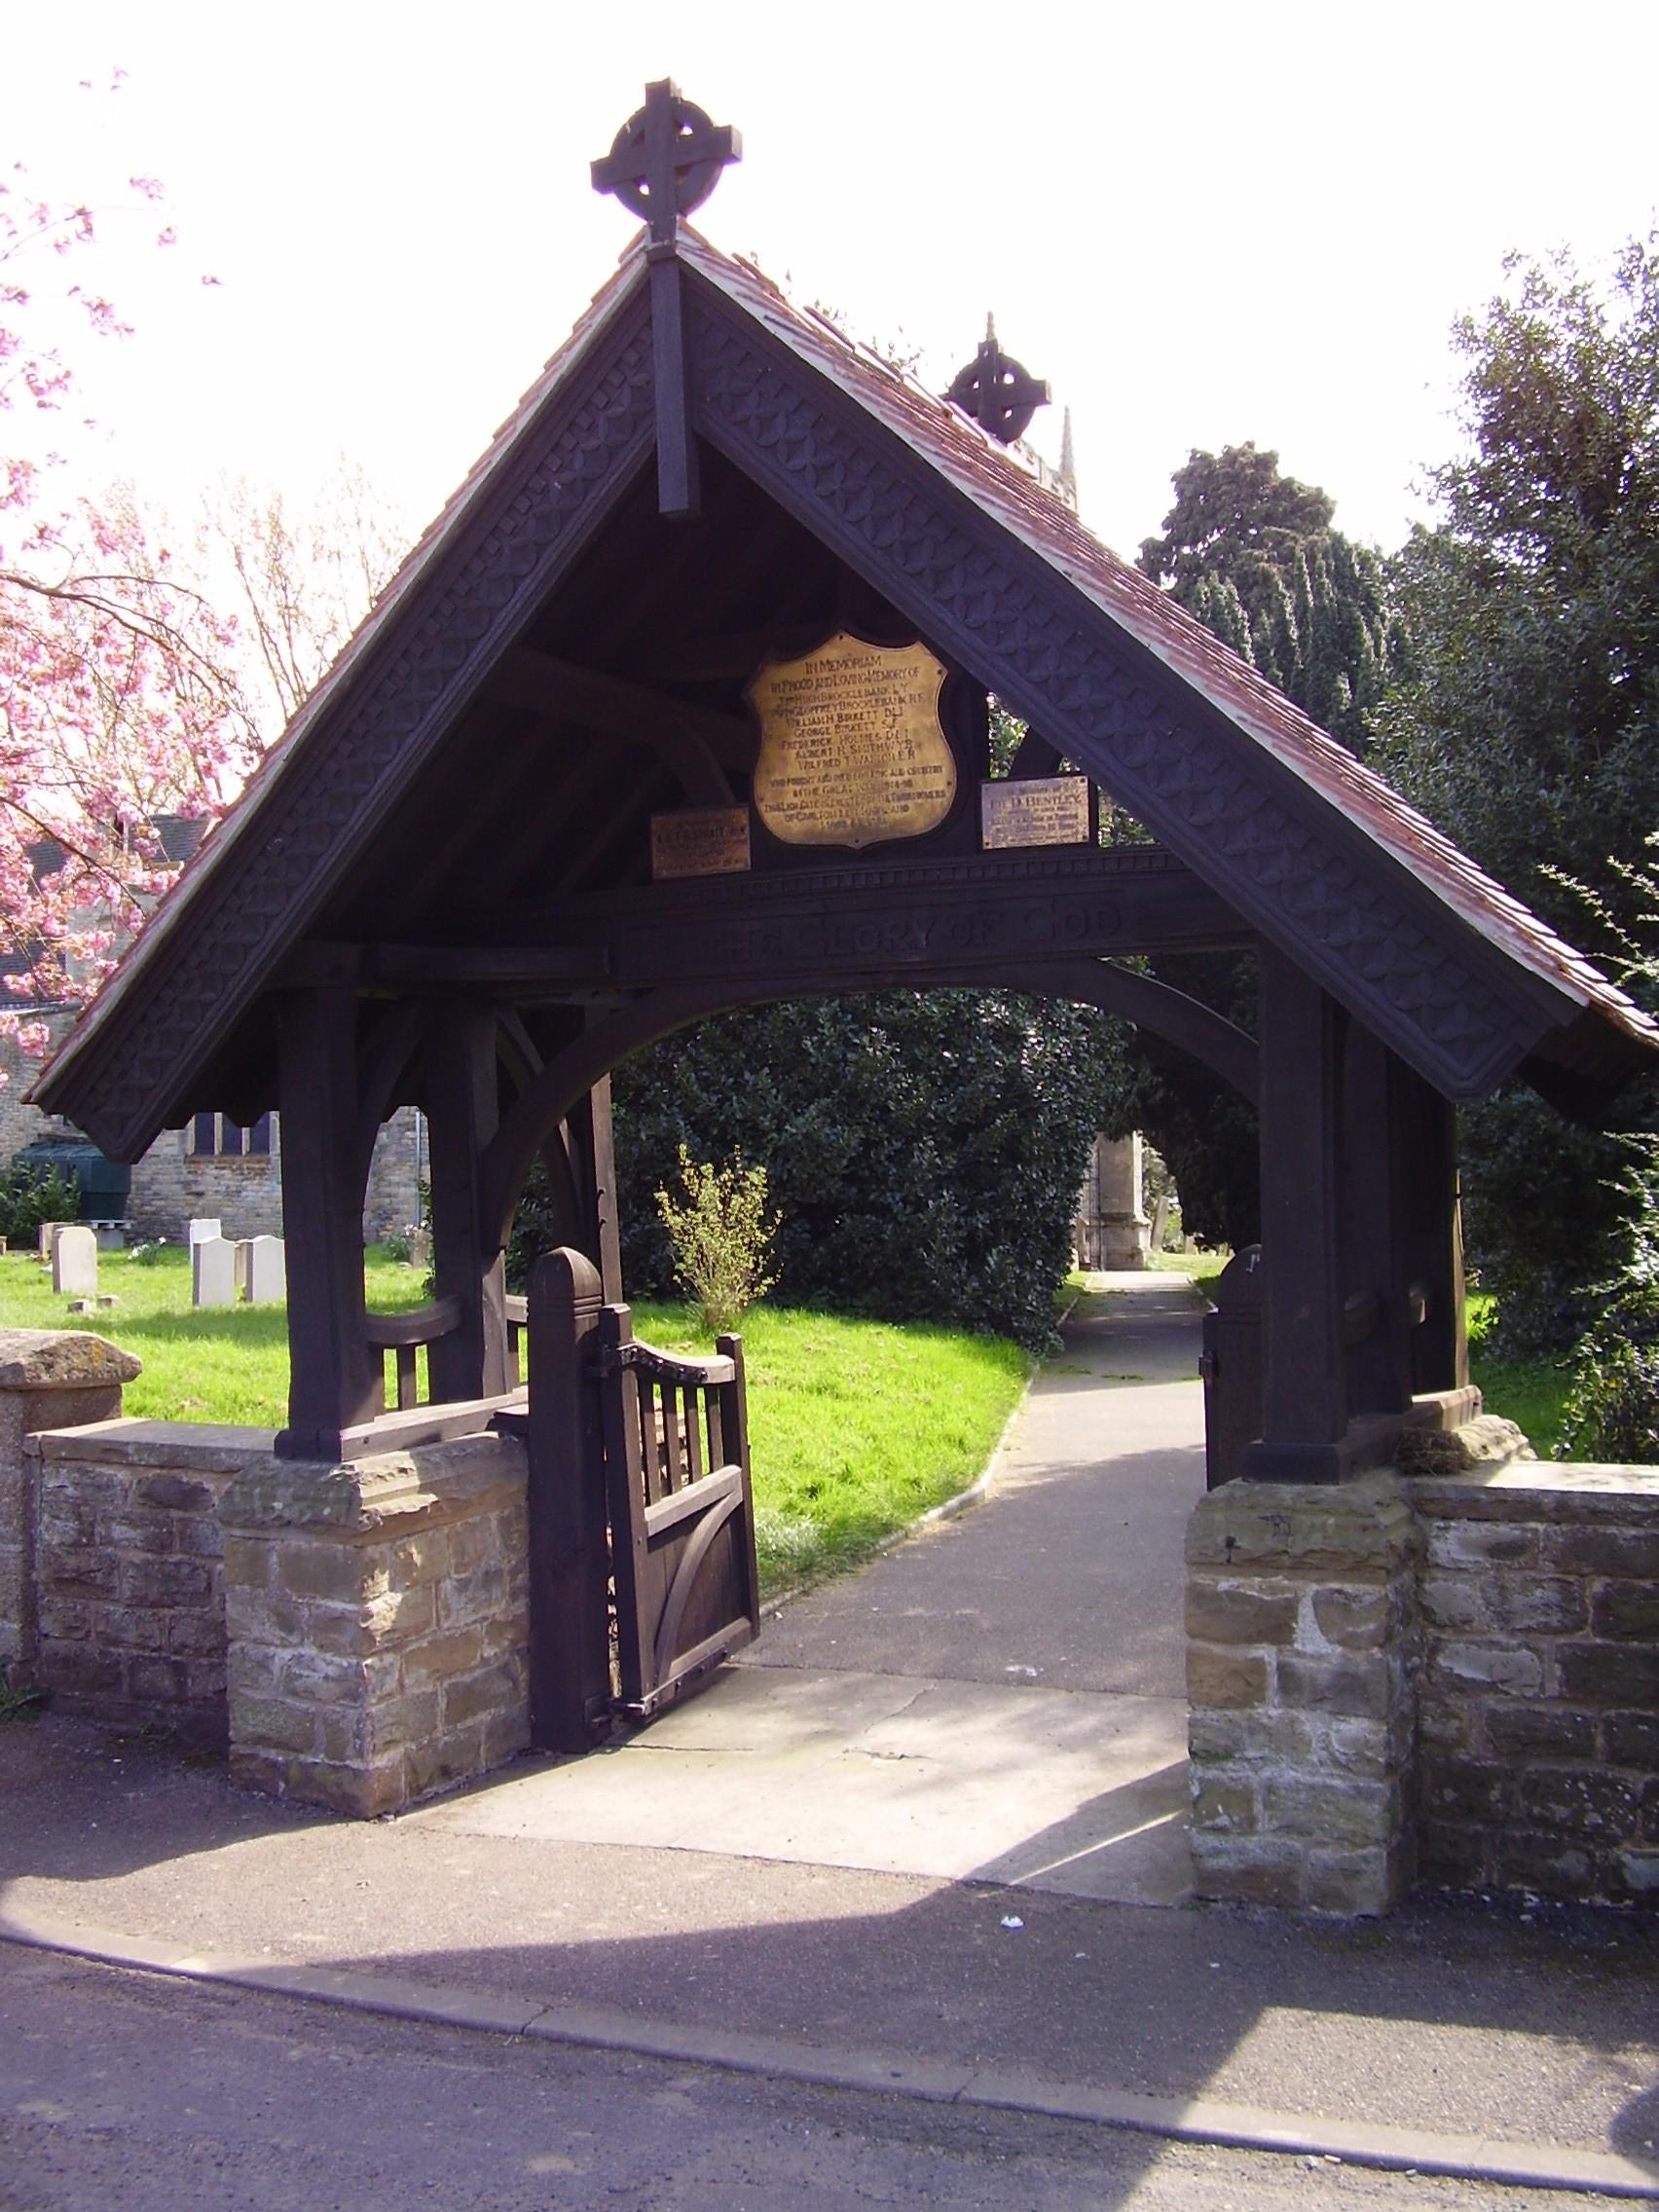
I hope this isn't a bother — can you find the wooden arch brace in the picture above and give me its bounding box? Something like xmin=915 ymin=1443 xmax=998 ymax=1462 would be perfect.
xmin=479 ymin=960 xmax=1258 ymax=1252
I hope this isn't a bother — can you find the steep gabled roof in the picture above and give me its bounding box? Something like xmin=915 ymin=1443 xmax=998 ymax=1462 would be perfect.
xmin=35 ymin=226 xmax=1657 ymax=1156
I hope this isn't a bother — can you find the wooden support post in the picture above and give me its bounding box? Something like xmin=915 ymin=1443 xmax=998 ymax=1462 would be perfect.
xmin=276 ymin=987 xmax=379 ymax=1459
xmin=566 ymin=1072 xmax=623 ymax=1303
xmin=425 ymin=1007 xmax=509 ymax=1404
xmin=1394 ymin=1062 xmax=1469 ymax=1395
xmin=1342 ymin=1022 xmax=1413 ymax=1419
xmin=648 ymin=248 xmax=700 ymax=518
xmin=526 ymin=1247 xmax=612 ymax=1751
xmin=1243 ymin=946 xmax=1349 ymax=1482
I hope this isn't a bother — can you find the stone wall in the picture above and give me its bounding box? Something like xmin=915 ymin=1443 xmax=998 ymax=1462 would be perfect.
xmin=219 ymin=1434 xmax=531 ymax=1817
xmin=1187 ymin=1428 xmax=1659 ymax=1914
xmin=27 ymin=1421 xmax=269 ymax=1748
xmin=1413 ymin=1463 xmax=1659 ymax=1905
xmin=1185 ymin=1469 xmax=1421 ymax=1915
xmin=0 ymin=1330 xmax=139 ymax=1674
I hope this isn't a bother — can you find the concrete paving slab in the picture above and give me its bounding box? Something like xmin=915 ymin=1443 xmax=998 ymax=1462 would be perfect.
xmin=419 ymin=1664 xmax=1193 ymax=1904
xmin=746 ymin=1280 xmax=1207 ymax=1697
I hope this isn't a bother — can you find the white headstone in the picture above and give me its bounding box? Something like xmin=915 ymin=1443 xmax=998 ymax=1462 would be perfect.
xmin=234 ymin=1239 xmax=251 ymax=1297
xmin=192 ymin=1235 xmax=237 ymax=1308
xmin=52 ymin=1225 xmax=98 ymax=1298
xmin=244 ymin=1235 xmax=286 ymax=1305
xmin=37 ymin=1220 xmax=71 ymax=1263
xmin=188 ymin=1217 xmax=222 ymax=1248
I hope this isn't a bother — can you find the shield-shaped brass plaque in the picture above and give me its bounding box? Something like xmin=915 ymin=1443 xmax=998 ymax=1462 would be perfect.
xmin=749 ymin=632 xmax=956 ymax=850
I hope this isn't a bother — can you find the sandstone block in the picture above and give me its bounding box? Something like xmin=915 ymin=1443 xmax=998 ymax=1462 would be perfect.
xmin=1418 ymin=1573 xmax=1482 ymax=1632
xmin=1548 ymin=1526 xmax=1659 ymax=1581
xmin=1305 ymin=1846 xmax=1398 ymax=1917
xmin=403 ymin=1722 xmax=488 ymax=1804
xmin=1190 ymin=1776 xmax=1256 ymax=1832
xmin=1184 ymin=1578 xmax=1298 ymax=1646
xmin=441 ymin=1658 xmax=523 ymax=1731
xmin=1517 ymin=1767 xmax=1643 ymax=1839
xmin=1276 ymin=1651 xmax=1395 ymax=1721
xmin=142 ymin=1474 xmax=219 ymax=1514
xmin=436 ymin=1563 xmax=510 ymax=1629
xmin=305 ymin=1584 xmax=436 ymax=1655
xmin=1484 ymin=1705 xmax=1598 ymax=1762
xmin=278 ymin=1541 xmax=389 ymax=1607
xmin=41 ymin=1644 xmax=121 ymax=1696
xmin=1424 ymin=1522 xmax=1535 ymax=1569
xmin=1310 ymin=1586 xmax=1391 ymax=1649
xmin=119 ymin=1556 xmax=213 ymax=1608
xmin=400 ymin=1626 xmax=486 ymax=1688
xmin=1186 ymin=1647 xmax=1268 ymax=1710
xmin=1261 ymin=1777 xmax=1394 ymax=1849
xmin=1605 ymin=1712 xmax=1659 ymax=1772
xmin=1419 ymin=1757 xmax=1509 ymax=1824
xmin=1188 ymin=1833 xmax=1304 ymax=1909
xmin=126 ymin=1653 xmax=189 ymax=1705
xmin=221 ymin=1534 xmax=273 ymax=1594
xmin=365 ymin=1687 xmax=442 ymax=1754
xmin=1188 ymin=1710 xmax=1313 ymax=1768
xmin=1615 ymin=1849 xmax=1659 ymax=1898
xmin=1488 ymin=1829 xmax=1594 ymax=1898
xmin=1557 ymin=1641 xmax=1659 ymax=1709
xmin=1592 ymin=1584 xmax=1659 ymax=1641
xmin=1427 ymin=1640 xmax=1543 ymax=1699
xmin=1485 ymin=1576 xmax=1589 ymax=1637
xmin=100 ymin=1507 xmax=177 ymax=1554
xmin=1418 ymin=1822 xmax=1490 ymax=1891
xmin=229 ymin=1691 xmax=318 ymax=1757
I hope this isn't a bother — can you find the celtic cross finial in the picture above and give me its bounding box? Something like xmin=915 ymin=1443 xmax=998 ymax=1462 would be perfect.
xmin=591 ymin=81 xmax=741 ymax=246
xmin=946 ymin=321 xmax=1051 ymax=447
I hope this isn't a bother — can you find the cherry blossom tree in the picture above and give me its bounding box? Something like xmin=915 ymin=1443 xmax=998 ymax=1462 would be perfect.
xmin=0 ymin=153 xmax=255 ymax=1051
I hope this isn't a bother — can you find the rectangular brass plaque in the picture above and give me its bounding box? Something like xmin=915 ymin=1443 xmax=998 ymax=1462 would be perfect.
xmin=650 ymin=807 xmax=752 ymax=881
xmin=750 ymin=632 xmax=957 ymax=850
xmin=979 ymin=776 xmax=1091 ymax=850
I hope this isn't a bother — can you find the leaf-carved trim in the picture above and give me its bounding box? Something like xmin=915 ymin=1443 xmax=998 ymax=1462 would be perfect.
xmin=687 ymin=294 xmax=1539 ymax=1099
xmin=61 ymin=309 xmax=657 ymax=1158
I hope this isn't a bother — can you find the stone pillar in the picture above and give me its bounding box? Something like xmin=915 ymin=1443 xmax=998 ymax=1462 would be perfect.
xmin=1185 ymin=1470 xmax=1421 ymax=1914
xmin=1075 ymin=1133 xmax=1152 ymax=1270
xmin=219 ymin=1432 xmax=530 ymax=1817
xmin=0 ymin=1330 xmax=140 ymax=1677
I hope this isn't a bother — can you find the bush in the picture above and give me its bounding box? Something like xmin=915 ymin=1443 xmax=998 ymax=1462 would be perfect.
xmin=610 ymin=991 xmax=1126 ymax=1352
xmin=654 ymin=1146 xmax=779 ymax=1334
xmin=1557 ymin=1147 xmax=1659 ymax=1461
xmin=0 ymin=1160 xmax=80 ymax=1249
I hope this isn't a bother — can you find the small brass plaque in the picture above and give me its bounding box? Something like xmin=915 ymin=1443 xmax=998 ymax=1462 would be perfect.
xmin=650 ymin=806 xmax=752 ymax=880
xmin=980 ymin=776 xmax=1090 ymax=850
xmin=749 ymin=632 xmax=957 ymax=850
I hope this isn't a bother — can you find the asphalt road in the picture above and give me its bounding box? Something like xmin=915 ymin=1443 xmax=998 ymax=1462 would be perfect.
xmin=0 ymin=1948 xmax=1622 ymax=2212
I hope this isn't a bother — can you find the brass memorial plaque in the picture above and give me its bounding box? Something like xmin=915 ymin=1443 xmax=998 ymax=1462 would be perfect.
xmin=749 ymin=632 xmax=957 ymax=850
xmin=979 ymin=775 xmax=1091 ymax=850
xmin=650 ymin=806 xmax=752 ymax=880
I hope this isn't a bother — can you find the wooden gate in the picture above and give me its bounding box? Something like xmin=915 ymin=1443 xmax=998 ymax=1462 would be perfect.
xmin=518 ymin=1247 xmax=760 ymax=1751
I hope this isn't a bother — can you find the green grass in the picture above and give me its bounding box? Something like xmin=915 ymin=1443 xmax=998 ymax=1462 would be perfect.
xmin=632 ymin=1299 xmax=1030 ymax=1591
xmin=1466 ymin=1291 xmax=1571 ymax=1456
xmin=0 ymin=1244 xmax=430 ymax=1428
xmin=0 ymin=1248 xmax=1031 ymax=1597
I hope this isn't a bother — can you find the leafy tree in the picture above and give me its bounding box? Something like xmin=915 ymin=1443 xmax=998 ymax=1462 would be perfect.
xmin=1137 ymin=442 xmax=1406 ymax=754
xmin=0 ymin=160 xmax=253 ymax=1043
xmin=1371 ymin=237 xmax=1659 ymax=1349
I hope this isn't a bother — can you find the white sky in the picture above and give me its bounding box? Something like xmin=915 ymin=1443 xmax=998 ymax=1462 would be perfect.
xmin=5 ymin=1 xmax=1657 ymax=567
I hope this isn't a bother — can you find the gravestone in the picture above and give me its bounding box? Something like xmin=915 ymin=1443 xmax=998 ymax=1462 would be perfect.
xmin=244 ymin=1235 xmax=286 ymax=1305
xmin=37 ymin=1221 xmax=71 ymax=1265
xmin=52 ymin=1226 xmax=98 ymax=1298
xmin=188 ymin=1217 xmax=221 ymax=1249
xmin=192 ymin=1235 xmax=237 ymax=1308
xmin=234 ymin=1240 xmax=251 ymax=1298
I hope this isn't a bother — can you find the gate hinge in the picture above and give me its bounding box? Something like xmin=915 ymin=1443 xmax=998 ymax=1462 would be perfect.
xmin=589 ymin=1340 xmax=643 ymax=1380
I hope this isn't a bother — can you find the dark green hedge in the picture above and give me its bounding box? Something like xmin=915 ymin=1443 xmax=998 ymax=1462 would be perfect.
xmin=515 ymin=992 xmax=1126 ymax=1351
